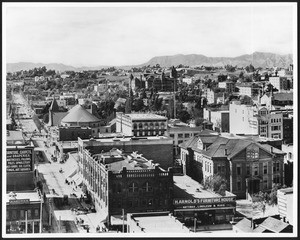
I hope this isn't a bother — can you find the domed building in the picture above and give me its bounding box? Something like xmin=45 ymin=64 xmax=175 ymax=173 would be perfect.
xmin=60 ymin=104 xmax=102 ymax=137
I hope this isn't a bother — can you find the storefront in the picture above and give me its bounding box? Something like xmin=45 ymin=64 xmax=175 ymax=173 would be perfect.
xmin=173 ymin=196 xmax=236 ymax=225
xmin=6 ymin=191 xmax=43 ymax=234
xmin=173 ymin=175 xmax=236 ymax=227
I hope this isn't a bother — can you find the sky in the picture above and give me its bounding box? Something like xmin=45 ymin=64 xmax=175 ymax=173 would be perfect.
xmin=4 ymin=3 xmax=296 ymax=67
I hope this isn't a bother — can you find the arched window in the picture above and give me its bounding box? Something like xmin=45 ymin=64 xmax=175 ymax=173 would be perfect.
xmin=144 ymin=123 xmax=148 ymax=130
xmin=155 ymin=122 xmax=159 ymax=129
xmin=138 ymin=123 xmax=143 ymax=129
xmin=142 ymin=182 xmax=152 ymax=192
xmin=129 ymin=182 xmax=138 ymax=193
xmin=133 ymin=123 xmax=137 ymax=130
xmin=149 ymin=122 xmax=154 ymax=129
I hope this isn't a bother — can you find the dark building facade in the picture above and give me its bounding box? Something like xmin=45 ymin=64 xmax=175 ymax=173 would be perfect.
xmin=78 ymin=148 xmax=174 ymax=226
xmin=58 ymin=126 xmax=92 ymax=141
xmin=78 ymin=135 xmax=174 ymax=170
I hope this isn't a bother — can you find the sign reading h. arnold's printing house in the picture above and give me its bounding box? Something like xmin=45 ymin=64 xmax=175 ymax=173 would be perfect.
xmin=174 ymin=197 xmax=236 ymax=210
xmin=6 ymin=147 xmax=34 ymax=172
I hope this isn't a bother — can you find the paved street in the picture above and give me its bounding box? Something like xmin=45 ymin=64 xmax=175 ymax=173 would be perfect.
xmin=12 ymin=92 xmax=107 ymax=233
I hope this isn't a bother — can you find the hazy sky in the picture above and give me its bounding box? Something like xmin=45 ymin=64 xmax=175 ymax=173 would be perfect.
xmin=4 ymin=3 xmax=296 ymax=67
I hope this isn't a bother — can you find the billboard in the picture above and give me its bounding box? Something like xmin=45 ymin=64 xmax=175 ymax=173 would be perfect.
xmin=6 ymin=147 xmax=34 ymax=172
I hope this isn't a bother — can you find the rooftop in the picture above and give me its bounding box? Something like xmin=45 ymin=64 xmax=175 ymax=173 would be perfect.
xmin=61 ymin=104 xmax=101 ymax=123
xmin=6 ymin=191 xmax=41 ymax=204
xmin=130 ymin=214 xmax=190 ymax=233
xmin=123 ymin=113 xmax=167 ymax=121
xmin=173 ymin=175 xmax=220 ymax=199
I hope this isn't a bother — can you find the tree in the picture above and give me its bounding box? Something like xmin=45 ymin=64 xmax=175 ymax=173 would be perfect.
xmin=225 ymin=64 xmax=236 ymax=72
xmin=195 ymin=117 xmax=205 ymax=127
xmin=202 ymin=174 xmax=227 ymax=196
xmin=245 ymin=64 xmax=255 ymax=73
xmin=239 ymin=71 xmax=244 ymax=79
xmin=178 ymin=110 xmax=191 ymax=123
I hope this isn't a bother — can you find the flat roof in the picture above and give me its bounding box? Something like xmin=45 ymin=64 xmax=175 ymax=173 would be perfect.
xmin=83 ymin=135 xmax=170 ymax=143
xmin=131 ymin=215 xmax=189 ymax=233
xmin=173 ymin=175 xmax=220 ymax=199
xmin=6 ymin=131 xmax=25 ymax=142
xmin=124 ymin=113 xmax=167 ymax=121
xmin=6 ymin=191 xmax=41 ymax=203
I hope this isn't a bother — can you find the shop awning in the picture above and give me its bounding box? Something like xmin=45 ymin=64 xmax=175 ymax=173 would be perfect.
xmin=110 ymin=215 xmax=127 ymax=225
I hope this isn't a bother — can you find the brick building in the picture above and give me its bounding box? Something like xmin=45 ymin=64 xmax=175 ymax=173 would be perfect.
xmin=6 ymin=191 xmax=43 ymax=234
xmin=78 ymin=135 xmax=174 ymax=171
xmin=116 ymin=112 xmax=168 ymax=137
xmin=78 ymin=148 xmax=173 ymax=226
xmin=180 ymin=134 xmax=286 ymax=199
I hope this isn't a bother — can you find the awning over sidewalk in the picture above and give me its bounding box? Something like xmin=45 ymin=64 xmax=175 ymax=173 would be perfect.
xmin=110 ymin=215 xmax=127 ymax=225
xmin=71 ymin=174 xmax=83 ymax=186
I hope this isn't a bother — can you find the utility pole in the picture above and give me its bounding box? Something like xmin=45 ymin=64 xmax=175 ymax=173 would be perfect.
xmin=122 ymin=208 xmax=125 ymax=233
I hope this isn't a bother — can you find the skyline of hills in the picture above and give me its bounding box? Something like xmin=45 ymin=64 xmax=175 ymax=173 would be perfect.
xmin=6 ymin=52 xmax=293 ymax=73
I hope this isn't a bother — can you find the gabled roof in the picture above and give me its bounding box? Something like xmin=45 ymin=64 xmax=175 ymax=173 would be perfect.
xmin=49 ymin=98 xmax=60 ymax=112
xmin=201 ymin=136 xmax=285 ymax=159
xmin=61 ymin=104 xmax=101 ymax=123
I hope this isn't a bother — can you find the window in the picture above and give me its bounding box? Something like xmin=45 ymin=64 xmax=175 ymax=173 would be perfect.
xmin=142 ymin=182 xmax=152 ymax=192
xmin=12 ymin=210 xmax=17 ymax=220
xmin=27 ymin=210 xmax=31 ymax=218
xmin=246 ymin=163 xmax=250 ymax=175
xmin=217 ymin=165 xmax=221 ymax=173
xmin=273 ymin=162 xmax=280 ymax=172
xmin=178 ymin=134 xmax=183 ymax=138
xmin=129 ymin=182 xmax=138 ymax=193
xmin=34 ymin=209 xmax=39 ymax=218
xmin=20 ymin=210 xmax=25 ymax=218
xmin=263 ymin=163 xmax=268 ymax=174
xmin=253 ymin=163 xmax=259 ymax=176
xmin=184 ymin=133 xmax=190 ymax=138
xmin=237 ymin=179 xmax=242 ymax=190
xmin=148 ymin=199 xmax=153 ymax=206
xmin=271 ymin=125 xmax=280 ymax=131
xmin=178 ymin=140 xmax=183 ymax=144
xmin=263 ymin=177 xmax=268 ymax=189
xmin=170 ymin=134 xmax=174 ymax=138
xmin=236 ymin=164 xmax=241 ymax=176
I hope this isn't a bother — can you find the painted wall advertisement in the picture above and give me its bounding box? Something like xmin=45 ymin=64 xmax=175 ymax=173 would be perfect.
xmin=7 ymin=148 xmax=34 ymax=172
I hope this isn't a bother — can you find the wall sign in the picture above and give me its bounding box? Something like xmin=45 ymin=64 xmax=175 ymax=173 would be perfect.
xmin=7 ymin=148 xmax=34 ymax=172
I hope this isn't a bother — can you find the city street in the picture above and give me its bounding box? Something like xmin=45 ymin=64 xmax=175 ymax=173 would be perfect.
xmin=12 ymin=92 xmax=107 ymax=233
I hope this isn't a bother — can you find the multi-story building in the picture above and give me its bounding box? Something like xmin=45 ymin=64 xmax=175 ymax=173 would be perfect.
xmin=77 ymin=148 xmax=174 ymax=226
xmin=269 ymin=76 xmax=288 ymax=92
xmin=237 ymin=83 xmax=255 ymax=97
xmin=180 ymin=134 xmax=286 ymax=199
xmin=116 ymin=112 xmax=168 ymax=137
xmin=203 ymin=106 xmax=230 ymax=133
xmin=164 ymin=119 xmax=203 ymax=156
xmin=202 ymin=88 xmax=225 ymax=104
xmin=78 ymin=135 xmax=174 ymax=170
xmin=6 ymin=190 xmax=43 ymax=234
xmin=218 ymin=81 xmax=235 ymax=93
xmin=229 ymin=101 xmax=283 ymax=139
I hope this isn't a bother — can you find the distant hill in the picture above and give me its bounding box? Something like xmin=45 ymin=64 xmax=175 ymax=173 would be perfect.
xmin=6 ymin=62 xmax=110 ymax=73
xmin=7 ymin=52 xmax=293 ymax=73
xmin=141 ymin=52 xmax=293 ymax=68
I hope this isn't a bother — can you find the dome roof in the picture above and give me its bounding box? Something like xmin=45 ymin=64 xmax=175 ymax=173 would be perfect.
xmin=61 ymin=104 xmax=100 ymax=123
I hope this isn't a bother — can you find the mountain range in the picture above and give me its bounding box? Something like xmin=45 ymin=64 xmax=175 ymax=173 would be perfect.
xmin=6 ymin=52 xmax=293 ymax=73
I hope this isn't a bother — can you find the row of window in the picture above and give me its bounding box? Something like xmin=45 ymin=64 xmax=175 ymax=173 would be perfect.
xmin=271 ymin=118 xmax=281 ymax=123
xmin=236 ymin=162 xmax=280 ymax=176
xmin=113 ymin=182 xmax=168 ymax=193
xmin=170 ymin=133 xmax=197 ymax=139
xmin=7 ymin=209 xmax=39 ymax=220
xmin=236 ymin=176 xmax=280 ymax=191
xmin=135 ymin=130 xmax=164 ymax=137
xmin=271 ymin=125 xmax=281 ymax=131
